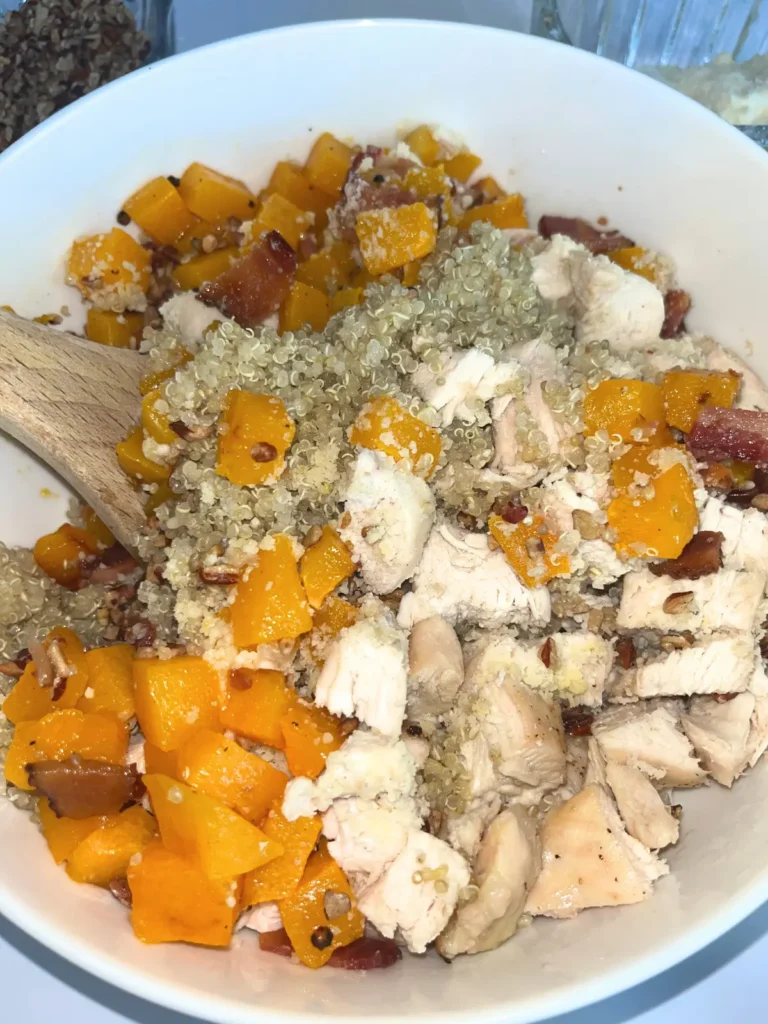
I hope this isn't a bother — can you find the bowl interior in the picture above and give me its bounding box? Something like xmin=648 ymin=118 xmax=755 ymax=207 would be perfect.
xmin=1 ymin=19 xmax=768 ymax=1024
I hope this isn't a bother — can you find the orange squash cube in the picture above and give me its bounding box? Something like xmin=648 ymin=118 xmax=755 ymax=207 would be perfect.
xmin=443 ymin=152 xmax=482 ymax=183
xmin=133 ymin=655 xmax=221 ymax=752
xmin=349 ymin=395 xmax=442 ymax=478
xmin=243 ymin=808 xmax=322 ymax=905
xmin=404 ymin=166 xmax=452 ymax=200
xmin=280 ymin=701 xmax=347 ymax=780
xmin=3 ymin=720 xmax=39 ymax=789
xmin=67 ymin=228 xmax=150 ymax=299
xmin=230 ymin=534 xmax=313 ymax=648
xmin=661 ymin=369 xmax=741 ymax=433
xmin=459 ymin=194 xmax=528 ymax=230
xmin=279 ymin=842 xmax=364 ymax=968
xmin=66 ymin=805 xmax=157 ymax=886
xmin=219 ymin=668 xmax=296 ymax=748
xmin=116 ymin=426 xmax=171 ymax=485
xmin=583 ymin=379 xmax=666 ymax=443
xmin=488 ymin=513 xmax=570 ymax=589
xmin=401 ymin=260 xmax=422 ymax=287
xmin=608 ymin=462 xmax=698 ymax=559
xmin=176 ymin=728 xmax=288 ymax=824
xmin=144 ymin=742 xmax=180 ymax=778
xmin=279 ymin=281 xmax=331 ymax=335
xmin=123 ymin=176 xmax=196 ymax=246
xmin=610 ymin=440 xmax=681 ymax=492
xmin=356 ymin=202 xmax=436 ymax=277
xmin=86 ymin=309 xmax=144 ymax=348
xmin=253 ymin=193 xmax=313 ymax=251
xmin=80 ymin=645 xmax=135 ymax=722
xmin=295 ymin=241 xmax=356 ymax=293
xmin=608 ymin=246 xmax=659 ymax=283
xmin=2 ymin=662 xmax=54 ymax=725
xmin=304 ymin=133 xmax=356 ymax=197
xmin=216 ymin=390 xmax=295 ymax=488
xmin=175 ymin=217 xmax=235 ymax=257
xmin=299 ymin=526 xmax=356 ymax=609
xmin=330 ymin=287 xmax=364 ymax=315
xmin=139 ymin=347 xmax=192 ymax=396
xmin=128 ymin=839 xmax=240 ymax=946
xmin=178 ymin=162 xmax=257 ymax=223
xmin=144 ymin=774 xmax=283 ymax=880
xmin=404 ymin=125 xmax=441 ymax=166
xmin=475 ymin=176 xmax=504 ymax=200
xmin=33 ymin=525 xmax=87 ymax=588
xmin=81 ymin=506 xmax=115 ymax=551
xmin=38 ymin=798 xmax=107 ymax=865
xmin=141 ymin=388 xmax=179 ymax=446
xmin=145 ymin=480 xmax=174 ymax=515
xmin=306 ymin=596 xmax=359 ymax=666
xmin=171 ymin=246 xmax=239 ymax=291
xmin=268 ymin=161 xmax=335 ymax=225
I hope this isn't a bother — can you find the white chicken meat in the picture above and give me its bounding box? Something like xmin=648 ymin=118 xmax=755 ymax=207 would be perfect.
xmin=604 ymin=761 xmax=680 ymax=850
xmin=700 ymin=496 xmax=768 ymax=575
xmin=159 ymin=293 xmax=226 ymax=346
xmin=322 ymin=797 xmax=422 ymax=886
xmin=707 ymin=343 xmax=768 ymax=412
xmin=624 ymin=633 xmax=756 ymax=699
xmin=412 ymin=347 xmax=518 ymax=427
xmin=681 ymin=693 xmax=756 ymax=787
xmin=406 ymin=615 xmax=465 ymax=721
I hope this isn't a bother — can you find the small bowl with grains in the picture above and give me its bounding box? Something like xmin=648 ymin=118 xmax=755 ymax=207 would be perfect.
xmin=1 ymin=17 xmax=768 ymax=1024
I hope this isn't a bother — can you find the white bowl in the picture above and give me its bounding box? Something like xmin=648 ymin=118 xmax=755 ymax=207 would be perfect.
xmin=1 ymin=18 xmax=768 ymax=1024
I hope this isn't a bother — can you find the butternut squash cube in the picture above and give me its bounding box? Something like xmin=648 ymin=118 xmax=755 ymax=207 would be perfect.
xmin=610 ymin=441 xmax=681 ymax=492
xmin=122 ymin=176 xmax=196 ymax=246
xmin=171 ymin=247 xmax=239 ymax=291
xmin=330 ymin=287 xmax=364 ymax=315
xmin=306 ymin=596 xmax=359 ymax=666
xmin=268 ymin=161 xmax=335 ymax=225
xmin=178 ymin=162 xmax=257 ymax=223
xmin=356 ymin=202 xmax=436 ymax=277
xmin=219 ymin=668 xmax=296 ymax=748
xmin=243 ymin=808 xmax=322 ymax=905
xmin=144 ymin=742 xmax=180 ymax=778
xmin=144 ymin=774 xmax=283 ymax=880
xmin=116 ymin=426 xmax=171 ymax=485
xmin=608 ymin=246 xmax=659 ymax=283
xmin=216 ymin=390 xmax=295 ymax=487
xmin=401 ymin=260 xmax=422 ymax=287
xmin=253 ymin=193 xmax=313 ymax=251
xmin=475 ymin=176 xmax=504 ymax=200
xmin=403 ymin=166 xmax=452 ymax=200
xmin=133 ymin=655 xmax=221 ymax=752
xmin=349 ymin=395 xmax=442 ymax=478
xmin=443 ymin=152 xmax=482 ymax=183
xmin=80 ymin=644 xmax=135 ymax=722
xmin=38 ymin=798 xmax=107 ymax=865
xmin=279 ymin=842 xmax=364 ymax=968
xmin=230 ymin=534 xmax=313 ymax=648
xmin=176 ymin=728 xmax=288 ymax=824
xmin=295 ymin=241 xmax=356 ymax=293
xmin=175 ymin=217 xmax=235 ymax=257
xmin=404 ymin=125 xmax=441 ymax=166
xmin=280 ymin=701 xmax=347 ymax=780
xmin=86 ymin=309 xmax=144 ymax=348
xmin=4 ymin=720 xmax=39 ymax=788
xmin=279 ymin=281 xmax=331 ymax=335
xmin=608 ymin=462 xmax=698 ymax=559
xmin=304 ymin=133 xmax=356 ymax=197
xmin=81 ymin=506 xmax=115 ymax=551
xmin=128 ymin=839 xmax=240 ymax=946
xmin=488 ymin=513 xmax=570 ymax=589
xmin=661 ymin=369 xmax=741 ymax=433
xmin=33 ymin=525 xmax=87 ymax=588
xmin=67 ymin=228 xmax=151 ymax=298
xmin=299 ymin=526 xmax=356 ymax=609
xmin=583 ymin=379 xmax=666 ymax=443
xmin=459 ymin=194 xmax=528 ymax=230
xmin=66 ymin=805 xmax=157 ymax=886
xmin=141 ymin=388 xmax=179 ymax=446
xmin=2 ymin=662 xmax=54 ymax=724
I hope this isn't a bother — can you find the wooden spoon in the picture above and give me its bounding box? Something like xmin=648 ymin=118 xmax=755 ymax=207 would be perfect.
xmin=0 ymin=309 xmax=146 ymax=552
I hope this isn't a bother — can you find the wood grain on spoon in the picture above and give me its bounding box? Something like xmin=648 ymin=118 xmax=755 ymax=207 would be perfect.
xmin=0 ymin=309 xmax=145 ymax=551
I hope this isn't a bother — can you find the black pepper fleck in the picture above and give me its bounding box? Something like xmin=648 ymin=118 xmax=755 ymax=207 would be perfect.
xmin=117 ymin=210 xmax=131 ymax=226
xmin=310 ymin=925 xmax=333 ymax=950
xmin=167 ymin=174 xmax=181 ymax=187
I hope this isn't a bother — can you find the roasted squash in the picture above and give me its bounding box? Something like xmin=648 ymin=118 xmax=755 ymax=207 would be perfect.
xmin=243 ymin=807 xmax=322 ymax=905
xmin=133 ymin=655 xmax=220 ymax=752
xmin=349 ymin=395 xmax=442 ymax=478
xmin=230 ymin=534 xmax=313 ymax=649
xmin=216 ymin=390 xmax=295 ymax=487
xmin=219 ymin=668 xmax=296 ymax=748
xmin=356 ymin=202 xmax=436 ymax=277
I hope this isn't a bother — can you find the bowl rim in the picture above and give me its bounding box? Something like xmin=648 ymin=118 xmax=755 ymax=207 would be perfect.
xmin=2 ymin=16 xmax=768 ymax=1024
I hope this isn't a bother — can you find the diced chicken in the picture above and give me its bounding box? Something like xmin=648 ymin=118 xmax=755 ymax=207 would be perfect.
xmin=233 ymin=641 xmax=296 ymax=675
xmin=282 ymin=731 xmax=419 ymax=820
xmin=700 ymin=497 xmax=768 ymax=575
xmin=322 ymin=797 xmax=422 ymax=887
xmin=593 ymin=703 xmax=706 ymax=787
xmin=584 ymin=736 xmax=608 ymax=787
xmin=406 ymin=616 xmax=464 ymax=720
xmin=357 ymin=830 xmax=470 ymax=954
xmin=127 ymin=735 xmax=146 ymax=775
xmin=443 ymin=792 xmax=502 ymax=861
xmin=401 ymin=732 xmax=430 ymax=768
xmin=707 ymin=343 xmax=768 ymax=413
xmin=397 ymin=524 xmax=551 ymax=630
xmin=239 ymin=901 xmax=283 ymax=933
xmin=159 ymin=293 xmax=226 ymax=345
xmin=525 ymin=784 xmax=669 ymax=918
xmin=315 ymin=601 xmax=408 ymax=737
xmin=412 ymin=348 xmax=519 ymax=428
xmin=747 ymin=695 xmax=768 ymax=768
xmin=617 ymin=568 xmax=766 ymax=634
xmin=625 ymin=633 xmax=756 ymax=699
xmin=340 ymin=449 xmax=435 ymax=595
xmin=531 ymin=233 xmax=581 ymax=300
xmin=681 ymin=693 xmax=756 ymax=787
xmin=437 ymin=807 xmax=541 ymax=957
xmin=604 ymin=762 xmax=679 ymax=850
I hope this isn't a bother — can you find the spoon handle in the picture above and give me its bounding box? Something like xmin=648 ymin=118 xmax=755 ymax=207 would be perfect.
xmin=0 ymin=310 xmax=146 ymax=551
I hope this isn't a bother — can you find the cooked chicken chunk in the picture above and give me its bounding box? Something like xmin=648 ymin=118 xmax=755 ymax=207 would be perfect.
xmin=443 ymin=792 xmax=502 ymax=861
xmin=407 ymin=616 xmax=464 ymax=721
xmin=604 ymin=762 xmax=679 ymax=850
xmin=438 ymin=807 xmax=541 ymax=957
xmin=617 ymin=568 xmax=766 ymax=634
xmin=322 ymin=797 xmax=422 ymax=886
xmin=397 ymin=524 xmax=551 ymax=630
xmin=239 ymin=900 xmax=283 ymax=933
xmin=525 ymin=784 xmax=669 ymax=918
xmin=413 ymin=348 xmax=518 ymax=428
xmin=592 ymin=703 xmax=706 ymax=787
xmin=626 ymin=633 xmax=756 ymax=699
xmin=747 ymin=695 xmax=768 ymax=768
xmin=707 ymin=343 xmax=768 ymax=412
xmin=681 ymin=693 xmax=756 ymax=787
xmin=340 ymin=449 xmax=435 ymax=595
xmin=159 ymin=293 xmax=227 ymax=345
xmin=700 ymin=497 xmax=768 ymax=575
xmin=357 ymin=830 xmax=471 ymax=954
xmin=315 ymin=600 xmax=408 ymax=736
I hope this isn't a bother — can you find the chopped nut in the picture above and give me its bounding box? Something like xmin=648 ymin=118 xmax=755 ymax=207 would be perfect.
xmin=198 ymin=564 xmax=240 ymax=585
xmin=108 ymin=877 xmax=133 ymax=909
xmin=170 ymin=420 xmax=212 ymax=442
xmin=29 ymin=639 xmax=53 ymax=689
xmin=752 ymin=494 xmax=768 ymax=511
xmin=251 ymin=442 xmax=278 ymax=463
xmin=615 ymin=637 xmax=636 ymax=670
xmin=660 ymin=632 xmax=695 ymax=652
xmin=323 ymin=890 xmax=352 ymax=919
xmin=145 ymin=562 xmax=165 ymax=585
xmin=662 ymin=591 xmax=695 ymax=615
xmin=339 ymin=511 xmax=352 ymax=529
xmin=0 ymin=661 xmax=24 ymax=678
xmin=586 ymin=608 xmax=604 ymax=633
xmin=201 ymin=234 xmax=218 ymax=254
xmin=457 ymin=510 xmax=481 ymax=532
xmin=229 ymin=668 xmax=253 ymax=691
xmin=48 ymin=638 xmax=74 ymax=702
xmin=539 ymin=636 xmax=554 ymax=668
xmin=572 ymin=509 xmax=602 ymax=540
xmin=303 ymin=525 xmax=323 ymax=547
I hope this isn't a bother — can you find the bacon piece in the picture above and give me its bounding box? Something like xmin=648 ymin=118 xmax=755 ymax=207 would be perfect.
xmin=537 ymin=215 xmax=634 ymax=254
xmin=258 ymin=929 xmax=401 ymax=970
xmin=561 ymin=706 xmax=594 ymax=737
xmin=200 ymin=231 xmax=296 ymax=327
xmin=688 ymin=406 xmax=768 ymax=466
xmin=27 ymin=759 xmax=145 ymax=819
xmin=661 ymin=289 xmax=691 ymax=339
xmin=648 ymin=531 xmax=724 ymax=580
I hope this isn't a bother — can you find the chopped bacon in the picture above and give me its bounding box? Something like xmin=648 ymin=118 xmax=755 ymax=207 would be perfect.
xmin=499 ymin=502 xmax=528 ymax=525
xmin=661 ymin=289 xmax=691 ymax=339
xmin=688 ymin=406 xmax=768 ymax=466
xmin=537 ymin=215 xmax=634 ymax=254
xmin=200 ymin=231 xmax=296 ymax=327
xmin=81 ymin=543 xmax=138 ymax=585
xmin=27 ymin=759 xmax=145 ymax=819
xmin=258 ymin=929 xmax=401 ymax=970
xmin=332 ymin=177 xmax=416 ymax=242
xmin=561 ymin=706 xmax=594 ymax=737
xmin=648 ymin=531 xmax=724 ymax=580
